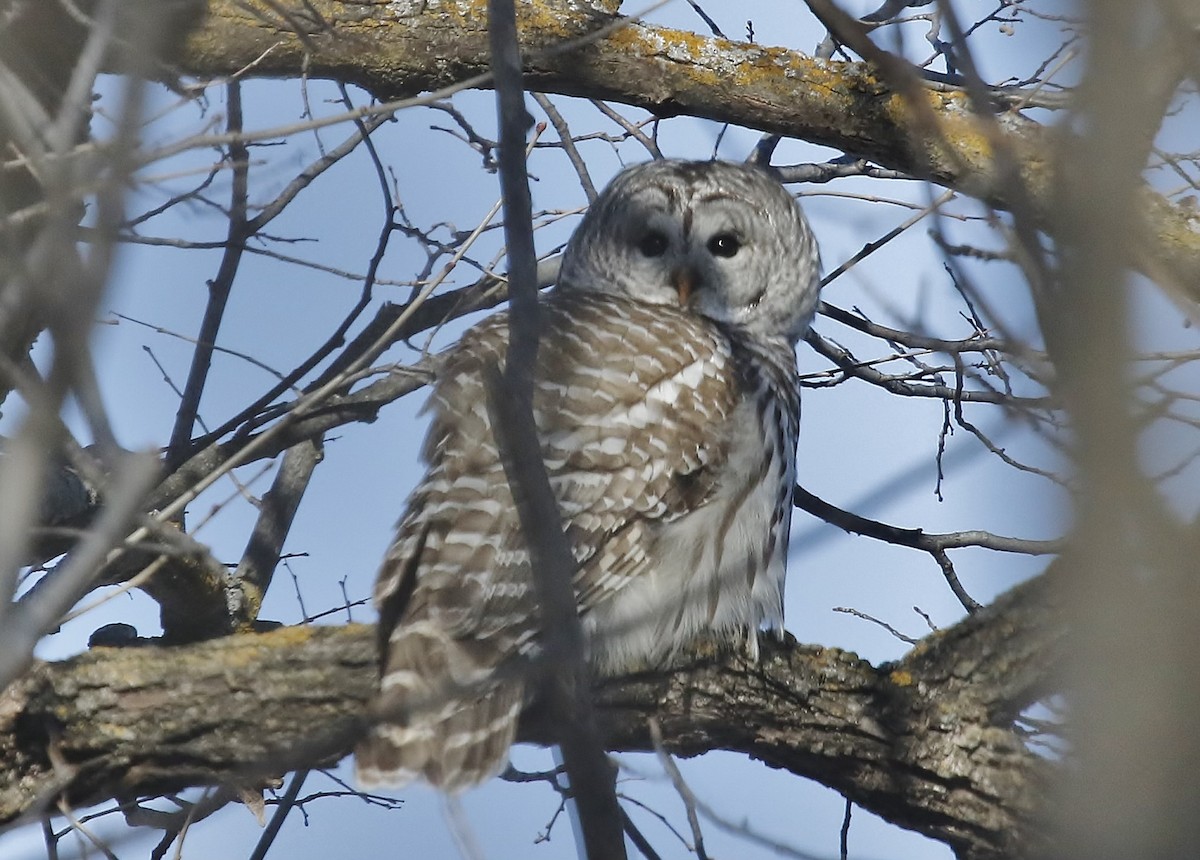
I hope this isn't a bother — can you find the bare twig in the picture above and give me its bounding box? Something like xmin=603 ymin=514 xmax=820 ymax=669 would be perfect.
xmin=793 ymin=483 xmax=1063 ymax=556
xmin=0 ymin=450 xmax=161 ymax=689
xmin=820 ymin=188 xmax=955 ymax=287
xmin=247 ymin=771 xmax=309 ymax=860
xmin=165 ymin=81 xmax=250 ymax=468
xmin=648 ymin=720 xmax=710 ymax=860
xmin=484 ymin=2 xmax=625 ymax=858
xmin=533 ymin=92 xmax=597 ymax=202
xmin=833 ymin=607 xmax=920 ymax=644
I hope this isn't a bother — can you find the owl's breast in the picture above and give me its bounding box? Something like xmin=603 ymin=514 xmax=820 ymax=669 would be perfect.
xmin=583 ymin=380 xmax=796 ymax=674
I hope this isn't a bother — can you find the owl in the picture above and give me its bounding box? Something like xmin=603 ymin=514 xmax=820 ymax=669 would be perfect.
xmin=355 ymin=159 xmax=822 ymax=790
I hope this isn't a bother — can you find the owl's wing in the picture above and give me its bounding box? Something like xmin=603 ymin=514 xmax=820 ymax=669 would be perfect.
xmin=532 ymin=294 xmax=744 ymax=615
xmin=357 ymin=291 xmax=744 ymax=790
xmin=399 ymin=290 xmax=744 ymax=617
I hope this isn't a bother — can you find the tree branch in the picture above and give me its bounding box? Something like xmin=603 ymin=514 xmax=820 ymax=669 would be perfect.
xmin=0 ymin=574 xmax=1058 ymax=860
xmin=171 ymin=0 xmax=1200 ymax=301
xmin=483 ymin=0 xmax=625 ymax=855
xmin=229 ymin=437 xmax=325 ymax=627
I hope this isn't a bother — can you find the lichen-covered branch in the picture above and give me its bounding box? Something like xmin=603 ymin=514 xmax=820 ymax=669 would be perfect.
xmin=575 ymin=572 xmax=1058 ymax=860
xmin=171 ymin=0 xmax=1200 ymax=300
xmin=0 ymin=575 xmax=1057 ymax=860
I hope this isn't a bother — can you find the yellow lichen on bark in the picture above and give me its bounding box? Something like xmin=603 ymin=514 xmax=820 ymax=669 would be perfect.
xmin=167 ymin=0 xmax=1200 ymax=301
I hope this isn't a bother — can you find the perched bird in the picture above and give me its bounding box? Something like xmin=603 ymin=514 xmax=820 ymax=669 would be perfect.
xmin=355 ymin=159 xmax=822 ymax=790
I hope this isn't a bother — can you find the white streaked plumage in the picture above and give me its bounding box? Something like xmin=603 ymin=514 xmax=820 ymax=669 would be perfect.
xmin=356 ymin=159 xmax=821 ymax=791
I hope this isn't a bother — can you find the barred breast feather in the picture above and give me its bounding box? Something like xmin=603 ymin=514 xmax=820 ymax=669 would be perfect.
xmin=355 ymin=290 xmax=800 ymax=790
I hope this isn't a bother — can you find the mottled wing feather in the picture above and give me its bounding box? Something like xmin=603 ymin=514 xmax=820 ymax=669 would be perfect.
xmin=535 ymin=296 xmax=743 ymax=612
xmin=356 ymin=291 xmax=750 ymax=788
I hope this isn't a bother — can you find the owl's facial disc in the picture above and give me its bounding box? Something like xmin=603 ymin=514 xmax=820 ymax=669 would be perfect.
xmin=558 ymin=159 xmax=822 ymax=344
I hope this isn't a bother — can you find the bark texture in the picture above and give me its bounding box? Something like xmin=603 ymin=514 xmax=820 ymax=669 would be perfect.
xmin=170 ymin=0 xmax=1200 ymax=302
xmin=0 ymin=575 xmax=1057 ymax=860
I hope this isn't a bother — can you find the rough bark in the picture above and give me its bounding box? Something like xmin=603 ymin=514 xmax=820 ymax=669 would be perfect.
xmin=168 ymin=0 xmax=1200 ymax=302
xmin=0 ymin=574 xmax=1057 ymax=860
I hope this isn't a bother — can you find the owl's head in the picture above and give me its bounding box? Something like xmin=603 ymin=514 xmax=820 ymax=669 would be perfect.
xmin=558 ymin=159 xmax=821 ymax=343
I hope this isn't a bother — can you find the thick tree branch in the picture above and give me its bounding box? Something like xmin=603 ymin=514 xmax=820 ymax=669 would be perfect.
xmin=0 ymin=575 xmax=1057 ymax=860
xmin=171 ymin=0 xmax=1200 ymax=301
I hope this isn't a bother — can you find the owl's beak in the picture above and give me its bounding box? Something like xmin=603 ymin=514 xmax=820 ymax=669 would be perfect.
xmin=671 ymin=265 xmax=699 ymax=306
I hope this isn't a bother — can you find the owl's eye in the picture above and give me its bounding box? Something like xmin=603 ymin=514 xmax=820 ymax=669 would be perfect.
xmin=707 ymin=233 xmax=741 ymax=258
xmin=637 ymin=231 xmax=669 ymax=258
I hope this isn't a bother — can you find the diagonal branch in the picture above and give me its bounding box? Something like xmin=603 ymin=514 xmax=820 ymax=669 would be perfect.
xmin=229 ymin=437 xmax=325 ymax=628
xmin=483 ymin=0 xmax=626 ymax=855
xmin=166 ymin=81 xmax=250 ymax=469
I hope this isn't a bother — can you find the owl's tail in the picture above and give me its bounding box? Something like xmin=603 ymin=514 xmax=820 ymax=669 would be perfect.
xmin=355 ymin=624 xmax=525 ymax=792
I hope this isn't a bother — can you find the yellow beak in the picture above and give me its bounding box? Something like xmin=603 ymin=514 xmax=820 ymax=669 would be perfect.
xmin=671 ymin=265 xmax=698 ymax=306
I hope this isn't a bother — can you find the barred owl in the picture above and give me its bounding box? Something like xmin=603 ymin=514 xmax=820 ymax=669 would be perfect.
xmin=355 ymin=159 xmax=821 ymax=790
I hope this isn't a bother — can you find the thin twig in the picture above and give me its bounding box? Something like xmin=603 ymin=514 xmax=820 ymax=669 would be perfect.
xmin=533 ymin=92 xmax=597 ymax=202
xmin=485 ymin=2 xmax=625 ymax=858
xmin=793 ymin=483 xmax=1063 ymax=556
xmin=648 ymin=720 xmax=710 ymax=860
xmin=839 ymin=799 xmax=852 ymax=860
xmin=247 ymin=771 xmax=309 ymax=860
xmin=832 ymin=607 xmax=919 ymax=644
xmin=166 ymin=81 xmax=249 ymax=468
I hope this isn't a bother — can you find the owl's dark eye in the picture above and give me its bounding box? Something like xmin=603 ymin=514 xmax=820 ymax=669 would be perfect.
xmin=637 ymin=231 xmax=669 ymax=258
xmin=707 ymin=233 xmax=741 ymax=258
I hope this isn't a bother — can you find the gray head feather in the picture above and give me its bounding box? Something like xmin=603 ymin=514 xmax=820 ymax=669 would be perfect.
xmin=559 ymin=159 xmax=822 ymax=343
